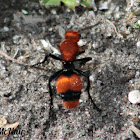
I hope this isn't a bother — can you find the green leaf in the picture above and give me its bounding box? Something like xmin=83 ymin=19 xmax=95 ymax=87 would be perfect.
xmin=61 ymin=0 xmax=79 ymax=9
xmin=40 ymin=0 xmax=60 ymax=6
xmin=81 ymin=0 xmax=90 ymax=7
xmin=135 ymin=20 xmax=140 ymax=28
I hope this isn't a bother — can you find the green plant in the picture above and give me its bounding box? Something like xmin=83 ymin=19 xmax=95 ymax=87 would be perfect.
xmin=40 ymin=0 xmax=91 ymax=9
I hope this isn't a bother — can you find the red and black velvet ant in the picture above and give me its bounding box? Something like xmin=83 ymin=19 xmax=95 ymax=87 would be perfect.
xmin=33 ymin=30 xmax=101 ymax=112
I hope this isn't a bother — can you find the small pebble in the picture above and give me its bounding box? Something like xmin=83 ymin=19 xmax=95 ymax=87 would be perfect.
xmin=89 ymin=75 xmax=95 ymax=82
xmin=114 ymin=39 xmax=119 ymax=44
xmin=22 ymin=9 xmax=28 ymax=15
xmin=51 ymin=9 xmax=56 ymax=15
xmin=128 ymin=90 xmax=140 ymax=104
xmin=99 ymin=2 xmax=108 ymax=10
xmin=138 ymin=20 xmax=140 ymax=25
xmin=3 ymin=27 xmax=9 ymax=32
xmin=78 ymin=39 xmax=87 ymax=46
xmin=58 ymin=26 xmax=65 ymax=38
xmin=13 ymin=35 xmax=21 ymax=44
xmin=41 ymin=39 xmax=60 ymax=55
xmin=92 ymin=42 xmax=99 ymax=49
xmin=136 ymin=41 xmax=140 ymax=48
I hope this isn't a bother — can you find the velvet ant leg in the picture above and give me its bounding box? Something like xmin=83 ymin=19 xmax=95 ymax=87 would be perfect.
xmin=31 ymin=54 xmax=61 ymax=67
xmin=77 ymin=50 xmax=85 ymax=56
xmin=79 ymin=22 xmax=101 ymax=32
xmin=31 ymin=55 xmax=49 ymax=67
xmin=48 ymin=69 xmax=64 ymax=120
xmin=49 ymin=54 xmax=61 ymax=61
xmin=48 ymin=69 xmax=64 ymax=109
xmin=74 ymin=57 xmax=92 ymax=65
xmin=74 ymin=69 xmax=102 ymax=112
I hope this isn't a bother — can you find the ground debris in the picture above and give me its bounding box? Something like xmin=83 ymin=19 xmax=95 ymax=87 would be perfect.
xmin=0 ymin=116 xmax=19 ymax=138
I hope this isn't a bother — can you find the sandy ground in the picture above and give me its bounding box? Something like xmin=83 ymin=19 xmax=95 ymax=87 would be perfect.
xmin=0 ymin=0 xmax=140 ymax=139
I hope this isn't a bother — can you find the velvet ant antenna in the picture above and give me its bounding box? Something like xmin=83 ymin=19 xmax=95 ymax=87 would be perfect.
xmin=78 ymin=22 xmax=101 ymax=33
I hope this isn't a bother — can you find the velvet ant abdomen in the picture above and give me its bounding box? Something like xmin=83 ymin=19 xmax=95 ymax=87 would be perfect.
xmin=56 ymin=73 xmax=83 ymax=109
xmin=56 ymin=74 xmax=83 ymax=93
xmin=61 ymin=100 xmax=79 ymax=109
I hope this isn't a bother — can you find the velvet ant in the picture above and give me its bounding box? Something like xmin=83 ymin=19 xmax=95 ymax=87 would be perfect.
xmin=33 ymin=30 xmax=101 ymax=112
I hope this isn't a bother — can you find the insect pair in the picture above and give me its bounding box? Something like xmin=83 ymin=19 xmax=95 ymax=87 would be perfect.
xmin=33 ymin=30 xmax=101 ymax=112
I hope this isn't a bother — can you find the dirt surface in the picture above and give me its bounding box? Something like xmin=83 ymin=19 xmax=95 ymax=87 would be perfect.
xmin=0 ymin=0 xmax=140 ymax=139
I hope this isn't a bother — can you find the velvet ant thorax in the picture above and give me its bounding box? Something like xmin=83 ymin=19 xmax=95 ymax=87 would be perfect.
xmin=58 ymin=30 xmax=81 ymax=61
xmin=59 ymin=40 xmax=79 ymax=61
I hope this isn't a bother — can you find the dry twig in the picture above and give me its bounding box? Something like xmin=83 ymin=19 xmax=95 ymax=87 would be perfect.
xmin=105 ymin=19 xmax=123 ymax=38
xmin=129 ymin=125 xmax=140 ymax=138
xmin=0 ymin=49 xmax=30 ymax=66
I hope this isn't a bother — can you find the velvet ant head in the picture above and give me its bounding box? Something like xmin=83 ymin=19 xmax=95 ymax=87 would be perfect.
xmin=65 ymin=30 xmax=80 ymax=42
